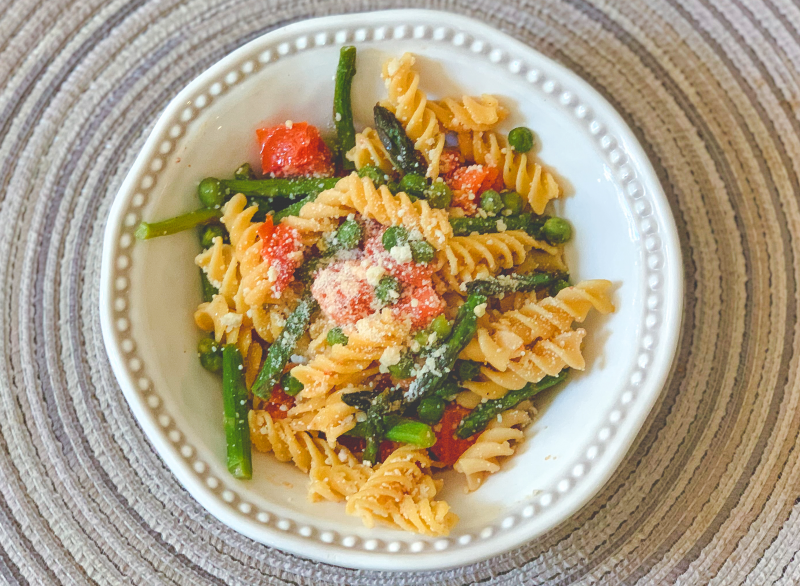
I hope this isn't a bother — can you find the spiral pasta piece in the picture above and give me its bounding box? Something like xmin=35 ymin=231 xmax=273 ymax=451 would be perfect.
xmin=460 ymin=280 xmax=614 ymax=369
xmin=345 ymin=127 xmax=394 ymax=173
xmin=381 ymin=53 xmax=445 ymax=178
xmin=440 ymin=230 xmax=557 ymax=286
xmin=300 ymin=173 xmax=452 ymax=249
xmin=454 ymin=402 xmax=533 ymax=491
xmin=459 ymin=130 xmax=561 ymax=214
xmin=464 ymin=329 xmax=587 ymax=399
xmin=289 ymin=388 xmax=358 ymax=446
xmin=428 ymin=94 xmax=507 ymax=132
xmin=195 ymin=237 xmax=239 ymax=304
xmin=249 ymin=409 xmax=321 ymax=473
xmin=346 ymin=446 xmax=457 ymax=535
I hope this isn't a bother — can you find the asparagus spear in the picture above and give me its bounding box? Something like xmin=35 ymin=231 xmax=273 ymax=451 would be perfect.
xmin=455 ymin=370 xmax=569 ymax=439
xmin=294 ymin=218 xmax=363 ymax=282
xmin=251 ymin=292 xmax=319 ymax=398
xmin=464 ymin=271 xmax=568 ymax=297
xmin=450 ymin=214 xmax=544 ymax=237
xmin=334 ymin=46 xmax=357 ymax=171
xmin=135 ymin=208 xmax=222 ymax=240
xmin=373 ymin=104 xmax=427 ymax=176
xmin=362 ymin=388 xmax=404 ymax=465
xmin=346 ymin=416 xmax=436 ymax=448
xmin=222 ymin=345 xmax=253 ymax=479
xmin=219 ymin=177 xmax=338 ymax=199
xmin=404 ymin=293 xmax=487 ymax=402
xmin=271 ymin=193 xmax=316 ymax=222
xmin=199 ymin=270 xmax=217 ymax=303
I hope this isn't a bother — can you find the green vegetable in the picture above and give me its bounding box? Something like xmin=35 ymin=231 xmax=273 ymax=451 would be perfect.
xmin=449 ymin=214 xmax=532 ymax=236
xmin=464 ymin=271 xmax=567 ymax=297
xmin=272 ymin=193 xmax=316 ymax=222
xmin=199 ymin=224 xmax=227 ymax=249
xmin=382 ymin=225 xmax=409 ymax=251
xmin=384 ymin=419 xmax=436 ymax=447
xmin=334 ymin=46 xmax=357 ymax=171
xmin=373 ymin=104 xmax=427 ymax=176
xmin=234 ymin=162 xmax=255 ymax=180
xmin=326 ymin=327 xmax=349 ymax=346
xmin=220 ymin=177 xmax=338 ymax=199
xmin=413 ymin=330 xmax=432 ymax=350
xmin=455 ymin=359 xmax=481 ymax=382
xmin=405 ymin=293 xmax=487 ymax=402
xmin=341 ymin=390 xmax=374 ymax=411
xmin=198 ymin=337 xmax=222 ymax=373
xmin=434 ymin=376 xmax=462 ymax=400
xmin=280 ymin=372 xmax=304 ymax=396
xmin=386 ymin=181 xmax=402 ymax=194
xmin=508 ymin=127 xmax=535 ymax=153
xmin=252 ymin=293 xmax=319 ymax=398
xmin=222 ymin=345 xmax=252 ymax=479
xmin=135 ymin=208 xmax=222 ymax=240
xmin=417 ymin=396 xmax=446 ymax=424
xmin=335 ymin=218 xmax=362 ymax=250
xmin=429 ymin=315 xmax=452 ymax=339
xmin=358 ymin=165 xmax=388 ymax=186
xmin=387 ymin=353 xmax=414 ymax=379
xmin=375 ymin=275 xmax=402 ymax=305
xmin=501 ymin=191 xmax=524 ymax=215
xmin=541 ymin=217 xmax=572 ymax=244
xmin=456 ymin=371 xmax=568 ymax=438
xmin=425 ymin=181 xmax=452 ymax=209
xmin=400 ymin=173 xmax=428 ymax=197
xmin=362 ymin=388 xmax=404 ymax=464
xmin=199 ymin=270 xmax=217 ymax=303
xmin=549 ymin=278 xmax=571 ymax=297
xmin=409 ymin=240 xmax=435 ymax=264
xmin=480 ymin=189 xmax=504 ymax=215
xmin=198 ymin=177 xmax=224 ymax=208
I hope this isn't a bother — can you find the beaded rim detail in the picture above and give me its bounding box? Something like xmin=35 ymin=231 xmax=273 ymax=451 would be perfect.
xmin=99 ymin=10 xmax=682 ymax=571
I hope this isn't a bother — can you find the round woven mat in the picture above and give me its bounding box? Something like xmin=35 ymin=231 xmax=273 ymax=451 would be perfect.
xmin=2 ymin=0 xmax=799 ymax=583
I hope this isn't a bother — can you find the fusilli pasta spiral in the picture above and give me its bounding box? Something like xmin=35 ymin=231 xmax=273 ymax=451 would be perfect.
xmin=289 ymin=387 xmax=358 ymax=445
xmin=345 ymin=127 xmax=393 ymax=173
xmin=428 ymin=94 xmax=507 ymax=132
xmin=195 ymin=237 xmax=239 ymax=304
xmin=381 ymin=53 xmax=445 ymax=178
xmin=346 ymin=446 xmax=457 ymax=535
xmin=459 ymin=131 xmax=561 ymax=214
xmin=454 ymin=402 xmax=533 ymax=491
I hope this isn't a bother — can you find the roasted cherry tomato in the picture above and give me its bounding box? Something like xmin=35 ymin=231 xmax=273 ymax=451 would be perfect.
xmin=256 ymin=121 xmax=333 ymax=177
xmin=429 ymin=404 xmax=478 ymax=466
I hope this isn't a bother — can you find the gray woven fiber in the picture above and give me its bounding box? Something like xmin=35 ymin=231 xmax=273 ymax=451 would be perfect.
xmin=2 ymin=0 xmax=800 ymax=583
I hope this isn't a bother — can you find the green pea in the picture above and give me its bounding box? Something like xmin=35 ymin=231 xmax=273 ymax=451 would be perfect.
xmin=501 ymin=191 xmax=524 ymax=215
xmin=280 ymin=372 xmax=304 ymax=396
xmin=386 ymin=181 xmax=402 ymax=194
xmin=508 ymin=127 xmax=535 ymax=153
xmin=417 ymin=396 xmax=446 ymax=424
xmin=198 ymin=177 xmax=224 ymax=208
xmin=480 ymin=189 xmax=504 ymax=215
xmin=234 ymin=162 xmax=255 ymax=180
xmin=375 ymin=275 xmax=402 ymax=305
xmin=357 ymin=165 xmax=388 ymax=187
xmin=409 ymin=240 xmax=435 ymax=264
xmin=549 ymin=279 xmax=571 ymax=297
xmin=382 ymin=225 xmax=409 ymax=251
xmin=336 ymin=219 xmax=362 ymax=249
xmin=199 ymin=224 xmax=227 ymax=249
xmin=542 ymin=217 xmax=572 ymax=244
xmin=429 ymin=314 xmax=452 ymax=340
xmin=388 ymin=353 xmax=414 ymax=379
xmin=197 ymin=337 xmax=222 ymax=373
xmin=326 ymin=327 xmax=349 ymax=346
xmin=400 ymin=173 xmax=428 ymax=197
xmin=456 ymin=360 xmax=481 ymax=381
xmin=425 ymin=181 xmax=452 ymax=209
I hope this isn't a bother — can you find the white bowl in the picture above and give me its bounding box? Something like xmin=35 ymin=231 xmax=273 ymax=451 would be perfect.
xmin=100 ymin=9 xmax=682 ymax=571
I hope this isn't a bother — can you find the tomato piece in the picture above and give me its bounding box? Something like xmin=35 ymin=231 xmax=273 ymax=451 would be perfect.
xmin=257 ymin=121 xmax=333 ymax=177
xmin=438 ymin=148 xmax=463 ymax=177
xmin=258 ymin=219 xmax=301 ymax=295
xmin=262 ymin=386 xmax=296 ymax=420
xmin=311 ymin=260 xmax=376 ymax=325
xmin=335 ymin=436 xmax=400 ymax=464
xmin=429 ymin=404 xmax=479 ymax=467
xmin=362 ymin=222 xmax=435 ymax=287
xmin=447 ymin=164 xmax=502 ymax=215
xmin=392 ymin=282 xmax=444 ymax=330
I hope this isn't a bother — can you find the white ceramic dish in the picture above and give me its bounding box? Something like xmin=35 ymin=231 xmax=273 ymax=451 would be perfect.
xmin=100 ymin=9 xmax=682 ymax=571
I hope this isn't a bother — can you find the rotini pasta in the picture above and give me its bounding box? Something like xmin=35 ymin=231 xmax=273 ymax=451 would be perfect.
xmin=381 ymin=53 xmax=445 ymax=178
xmin=346 ymin=446 xmax=457 ymax=536
xmin=429 ymin=94 xmax=507 ymax=132
xmin=141 ymin=49 xmax=619 ymax=536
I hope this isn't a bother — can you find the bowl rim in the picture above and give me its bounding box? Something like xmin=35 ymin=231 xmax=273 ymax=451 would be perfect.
xmin=100 ymin=8 xmax=683 ymax=571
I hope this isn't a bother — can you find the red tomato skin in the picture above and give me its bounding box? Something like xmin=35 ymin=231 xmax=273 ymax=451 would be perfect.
xmin=262 ymin=387 xmax=296 ymax=420
xmin=447 ymin=164 xmax=502 ymax=215
xmin=258 ymin=218 xmax=301 ymax=295
xmin=257 ymin=122 xmax=333 ymax=177
xmin=362 ymin=223 xmax=434 ymax=287
xmin=429 ymin=404 xmax=478 ymax=467
xmin=311 ymin=260 xmax=376 ymax=325
xmin=392 ymin=283 xmax=445 ymax=330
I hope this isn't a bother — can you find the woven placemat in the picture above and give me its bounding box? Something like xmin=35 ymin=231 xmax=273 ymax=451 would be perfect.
xmin=2 ymin=0 xmax=799 ymax=583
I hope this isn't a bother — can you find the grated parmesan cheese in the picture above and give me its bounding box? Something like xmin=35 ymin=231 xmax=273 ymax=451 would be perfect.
xmin=389 ymin=244 xmax=413 ymax=263
xmin=378 ymin=346 xmax=402 ymax=373
xmin=474 ymin=303 xmax=487 ymax=317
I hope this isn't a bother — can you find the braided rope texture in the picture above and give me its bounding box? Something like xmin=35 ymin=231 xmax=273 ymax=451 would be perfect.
xmin=1 ymin=0 xmax=799 ymax=583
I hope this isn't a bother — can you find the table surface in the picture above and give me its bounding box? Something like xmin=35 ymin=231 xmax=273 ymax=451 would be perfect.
xmin=2 ymin=0 xmax=800 ymax=584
